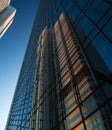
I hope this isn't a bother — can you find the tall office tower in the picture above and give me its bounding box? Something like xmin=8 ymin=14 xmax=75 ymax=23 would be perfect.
xmin=6 ymin=0 xmax=112 ymax=130
xmin=0 ymin=0 xmax=16 ymax=38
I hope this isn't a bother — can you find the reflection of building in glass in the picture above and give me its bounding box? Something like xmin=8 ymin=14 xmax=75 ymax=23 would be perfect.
xmin=6 ymin=0 xmax=112 ymax=130
xmin=0 ymin=0 xmax=16 ymax=38
xmin=29 ymin=27 xmax=50 ymax=130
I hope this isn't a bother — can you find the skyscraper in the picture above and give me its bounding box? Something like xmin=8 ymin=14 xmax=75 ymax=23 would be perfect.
xmin=6 ymin=0 xmax=112 ymax=130
xmin=0 ymin=0 xmax=16 ymax=38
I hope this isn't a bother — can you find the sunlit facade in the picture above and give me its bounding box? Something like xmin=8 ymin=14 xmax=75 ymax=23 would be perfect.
xmin=0 ymin=0 xmax=10 ymax=12
xmin=0 ymin=0 xmax=16 ymax=38
xmin=6 ymin=0 xmax=112 ymax=130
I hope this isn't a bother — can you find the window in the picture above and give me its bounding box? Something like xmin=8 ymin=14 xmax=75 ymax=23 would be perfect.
xmin=75 ymin=16 xmax=93 ymax=43
xmin=93 ymin=35 xmax=112 ymax=72
xmin=85 ymin=0 xmax=110 ymax=24
xmin=59 ymin=81 xmax=72 ymax=100
xmin=102 ymin=18 xmax=112 ymax=42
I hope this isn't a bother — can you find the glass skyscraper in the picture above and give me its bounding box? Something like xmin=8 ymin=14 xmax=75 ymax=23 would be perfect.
xmin=6 ymin=0 xmax=112 ymax=130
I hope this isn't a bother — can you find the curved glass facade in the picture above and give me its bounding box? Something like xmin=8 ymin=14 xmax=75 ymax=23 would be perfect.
xmin=6 ymin=0 xmax=112 ymax=130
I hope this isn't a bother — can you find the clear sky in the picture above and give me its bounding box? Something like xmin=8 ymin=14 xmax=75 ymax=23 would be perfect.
xmin=0 ymin=0 xmax=39 ymax=129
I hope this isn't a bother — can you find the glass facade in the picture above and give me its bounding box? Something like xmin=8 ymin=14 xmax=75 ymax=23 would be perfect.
xmin=6 ymin=0 xmax=112 ymax=130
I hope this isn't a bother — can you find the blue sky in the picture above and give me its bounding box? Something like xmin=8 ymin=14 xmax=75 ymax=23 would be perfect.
xmin=0 ymin=0 xmax=39 ymax=129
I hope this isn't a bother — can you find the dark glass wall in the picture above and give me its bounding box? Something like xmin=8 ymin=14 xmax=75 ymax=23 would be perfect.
xmin=6 ymin=0 xmax=112 ymax=130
